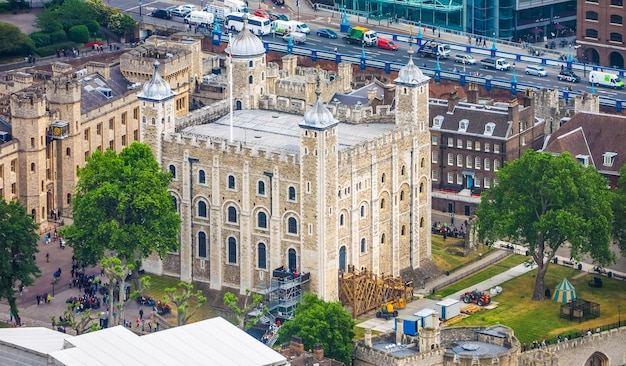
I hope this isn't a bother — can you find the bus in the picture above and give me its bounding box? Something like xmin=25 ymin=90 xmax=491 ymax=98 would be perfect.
xmin=225 ymin=13 xmax=271 ymax=36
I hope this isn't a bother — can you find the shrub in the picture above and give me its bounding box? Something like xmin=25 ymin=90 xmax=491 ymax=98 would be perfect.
xmin=50 ymin=30 xmax=68 ymax=43
xmin=68 ymin=25 xmax=89 ymax=44
xmin=86 ymin=19 xmax=100 ymax=34
xmin=30 ymin=32 xmax=51 ymax=47
xmin=36 ymin=41 xmax=78 ymax=57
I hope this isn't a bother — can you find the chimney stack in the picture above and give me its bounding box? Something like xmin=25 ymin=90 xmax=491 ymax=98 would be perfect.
xmin=466 ymin=83 xmax=479 ymax=104
xmin=448 ymin=89 xmax=460 ymax=113
xmin=313 ymin=343 xmax=324 ymax=361
xmin=367 ymin=87 xmax=378 ymax=101
xmin=289 ymin=335 xmax=304 ymax=356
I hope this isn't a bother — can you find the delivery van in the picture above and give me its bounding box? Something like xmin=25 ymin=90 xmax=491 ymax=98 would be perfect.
xmin=184 ymin=11 xmax=214 ymax=27
xmin=589 ymin=70 xmax=624 ymax=89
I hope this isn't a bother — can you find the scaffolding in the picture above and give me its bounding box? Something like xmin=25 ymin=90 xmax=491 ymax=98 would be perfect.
xmin=338 ymin=265 xmax=413 ymax=319
xmin=256 ymin=268 xmax=311 ymax=321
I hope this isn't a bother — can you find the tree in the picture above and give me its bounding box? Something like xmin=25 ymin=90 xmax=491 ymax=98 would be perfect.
xmin=52 ymin=303 xmax=100 ymax=335
xmin=101 ymin=256 xmax=136 ymax=326
xmin=0 ymin=200 xmax=41 ymax=326
xmin=107 ymin=11 xmax=136 ymax=37
xmin=612 ymin=164 xmax=626 ymax=257
xmin=164 ymin=282 xmax=207 ymax=326
xmin=61 ymin=143 xmax=181 ymax=290
xmin=475 ymin=150 xmax=614 ymax=301
xmin=68 ymin=25 xmax=89 ymax=43
xmin=223 ymin=289 xmax=264 ymax=330
xmin=0 ymin=22 xmax=34 ymax=56
xmin=278 ymin=293 xmax=355 ymax=365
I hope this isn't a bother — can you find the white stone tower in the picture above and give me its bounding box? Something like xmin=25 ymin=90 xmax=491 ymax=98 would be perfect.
xmin=299 ymin=76 xmax=339 ymax=300
xmin=393 ymin=50 xmax=432 ymax=269
xmin=226 ymin=14 xmax=267 ymax=110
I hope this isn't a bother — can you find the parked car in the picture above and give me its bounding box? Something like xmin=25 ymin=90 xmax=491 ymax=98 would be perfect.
xmin=170 ymin=8 xmax=188 ymax=17
xmin=178 ymin=4 xmax=197 ymax=13
xmin=316 ymin=28 xmax=337 ymax=39
xmin=525 ymin=65 xmax=547 ymax=77
xmin=454 ymin=54 xmax=476 ymax=65
xmin=377 ymin=38 xmax=398 ymax=50
xmin=151 ymin=9 xmax=172 ymax=19
xmin=558 ymin=69 xmax=580 ymax=82
xmin=270 ymin=12 xmax=288 ymax=21
xmin=253 ymin=9 xmax=270 ymax=18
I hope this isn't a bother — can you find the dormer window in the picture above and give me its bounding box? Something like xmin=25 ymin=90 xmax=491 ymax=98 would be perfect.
xmin=458 ymin=119 xmax=469 ymax=132
xmin=484 ymin=122 xmax=496 ymax=136
xmin=432 ymin=115 xmax=444 ymax=129
xmin=603 ymin=152 xmax=617 ymax=167
xmin=576 ymin=154 xmax=590 ymax=167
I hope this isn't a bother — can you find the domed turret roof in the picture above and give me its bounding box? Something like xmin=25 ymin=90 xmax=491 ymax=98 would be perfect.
xmin=300 ymin=82 xmax=337 ymax=130
xmin=138 ymin=61 xmax=175 ymax=101
xmin=395 ymin=50 xmax=429 ymax=86
xmin=226 ymin=14 xmax=265 ymax=58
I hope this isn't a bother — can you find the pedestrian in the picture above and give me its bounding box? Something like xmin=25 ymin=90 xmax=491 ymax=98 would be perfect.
xmin=136 ymin=317 xmax=140 ymax=327
xmin=139 ymin=309 xmax=144 ymax=320
xmin=46 ymin=252 xmax=49 ymax=262
xmin=334 ymin=46 xmax=338 ymax=53
xmin=9 ymin=310 xmax=13 ymax=323
xmin=47 ymin=293 xmax=52 ymax=303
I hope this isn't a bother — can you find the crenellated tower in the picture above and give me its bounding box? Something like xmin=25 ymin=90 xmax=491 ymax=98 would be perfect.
xmin=299 ymin=76 xmax=339 ymax=299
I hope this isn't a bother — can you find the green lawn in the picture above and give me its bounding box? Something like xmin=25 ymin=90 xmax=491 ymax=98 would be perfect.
xmin=430 ymin=235 xmax=494 ymax=273
xmin=452 ymin=265 xmax=626 ymax=344
xmin=428 ymin=255 xmax=530 ymax=299
xmin=140 ymin=274 xmax=215 ymax=325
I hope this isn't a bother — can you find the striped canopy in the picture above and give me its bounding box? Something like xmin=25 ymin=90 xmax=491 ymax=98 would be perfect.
xmin=553 ymin=278 xmax=577 ymax=303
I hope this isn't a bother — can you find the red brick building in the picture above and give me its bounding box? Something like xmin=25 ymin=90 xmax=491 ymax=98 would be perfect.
xmin=577 ymin=0 xmax=626 ymax=68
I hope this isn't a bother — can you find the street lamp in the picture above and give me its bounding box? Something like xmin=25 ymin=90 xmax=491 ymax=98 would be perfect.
xmin=139 ymin=0 xmax=142 ymax=17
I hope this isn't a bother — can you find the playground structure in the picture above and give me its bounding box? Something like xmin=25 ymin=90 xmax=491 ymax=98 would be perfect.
xmin=338 ymin=265 xmax=413 ymax=319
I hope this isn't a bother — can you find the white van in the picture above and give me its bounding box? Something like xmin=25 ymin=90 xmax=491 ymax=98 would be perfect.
xmin=271 ymin=20 xmax=310 ymax=35
xmin=589 ymin=70 xmax=625 ymax=89
xmin=184 ymin=11 xmax=214 ymax=26
xmin=283 ymin=32 xmax=306 ymax=44
xmin=224 ymin=0 xmax=247 ymax=13
xmin=291 ymin=21 xmax=310 ymax=34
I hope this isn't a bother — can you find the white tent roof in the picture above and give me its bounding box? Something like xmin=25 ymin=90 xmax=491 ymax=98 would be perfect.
xmin=0 ymin=327 xmax=70 ymax=355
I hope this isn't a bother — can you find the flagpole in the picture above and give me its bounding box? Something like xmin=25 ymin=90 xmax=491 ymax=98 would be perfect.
xmin=229 ymin=32 xmax=234 ymax=143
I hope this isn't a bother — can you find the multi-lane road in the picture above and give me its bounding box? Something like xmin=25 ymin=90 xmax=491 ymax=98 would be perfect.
xmin=110 ymin=0 xmax=626 ymax=100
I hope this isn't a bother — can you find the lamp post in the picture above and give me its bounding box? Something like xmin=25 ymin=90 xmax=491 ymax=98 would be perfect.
xmin=51 ymin=281 xmax=56 ymax=297
xmin=139 ymin=0 xmax=142 ymax=17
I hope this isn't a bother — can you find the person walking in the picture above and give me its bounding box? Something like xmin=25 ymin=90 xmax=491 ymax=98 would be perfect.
xmin=139 ymin=309 xmax=144 ymax=320
xmin=46 ymin=252 xmax=49 ymax=262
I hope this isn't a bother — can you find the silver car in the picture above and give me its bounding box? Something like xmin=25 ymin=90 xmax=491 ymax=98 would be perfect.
xmin=525 ymin=65 xmax=547 ymax=77
xmin=454 ymin=54 xmax=477 ymax=65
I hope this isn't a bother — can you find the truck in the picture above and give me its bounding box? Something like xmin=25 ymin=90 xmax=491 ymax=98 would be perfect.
xmin=343 ymin=26 xmax=378 ymax=47
xmin=184 ymin=11 xmax=215 ymax=27
xmin=202 ymin=3 xmax=230 ymax=22
xmin=480 ymin=57 xmax=511 ymax=71
xmin=419 ymin=41 xmax=450 ymax=59
xmin=223 ymin=0 xmax=247 ymax=13
xmin=271 ymin=20 xmax=310 ymax=35
xmin=589 ymin=70 xmax=624 ymax=89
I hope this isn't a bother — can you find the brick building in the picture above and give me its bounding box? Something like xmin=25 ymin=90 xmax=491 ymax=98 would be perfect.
xmin=577 ymin=0 xmax=626 ymax=68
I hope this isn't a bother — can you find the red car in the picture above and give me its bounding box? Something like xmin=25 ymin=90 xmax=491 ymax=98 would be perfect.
xmin=253 ymin=9 xmax=270 ymax=18
xmin=377 ymin=38 xmax=398 ymax=50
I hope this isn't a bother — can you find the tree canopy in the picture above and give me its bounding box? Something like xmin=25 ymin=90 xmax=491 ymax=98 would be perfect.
xmin=223 ymin=289 xmax=264 ymax=330
xmin=278 ymin=293 xmax=355 ymax=365
xmin=165 ymin=282 xmax=207 ymax=326
xmin=61 ymin=143 xmax=181 ymax=284
xmin=0 ymin=22 xmax=34 ymax=56
xmin=475 ymin=150 xmax=614 ymax=301
xmin=612 ymin=164 xmax=626 ymax=256
xmin=0 ymin=199 xmax=41 ymax=325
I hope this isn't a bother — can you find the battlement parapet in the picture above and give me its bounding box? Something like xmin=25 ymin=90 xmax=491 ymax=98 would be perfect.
xmin=10 ymin=91 xmax=47 ymax=119
xmin=175 ymin=99 xmax=229 ymax=132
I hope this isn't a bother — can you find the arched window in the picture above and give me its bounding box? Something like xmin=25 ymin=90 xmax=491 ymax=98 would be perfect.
xmin=448 ymin=153 xmax=454 ymax=166
xmin=248 ymin=60 xmax=254 ymax=67
xmin=339 ymin=213 xmax=345 ymax=226
xmin=199 ymin=170 xmax=206 ymax=184
xmin=31 ymin=162 xmax=35 ymax=171
xmin=400 ymin=191 xmax=405 ymax=201
xmin=171 ymin=196 xmax=178 ymax=210
xmin=381 ymin=173 xmax=386 ymax=183
xmin=381 ymin=233 xmax=386 ymax=244
xmin=586 ymin=11 xmax=598 ymax=21
xmin=610 ymin=32 xmax=623 ymax=43
xmin=360 ymin=238 xmax=366 ymax=253
xmin=66 ymin=147 xmax=71 ymax=157
xmin=475 ymin=156 xmax=481 ymax=169
xmin=66 ymin=193 xmax=72 ymax=204
xmin=249 ymin=75 xmax=253 ymax=84
xmin=420 ymin=217 xmax=425 ymax=227
xmin=401 ymin=165 xmax=406 ymax=176
xmin=457 ymin=154 xmax=463 ymax=167
xmin=169 ymin=164 xmax=176 ymax=179
xmin=228 ymin=206 xmax=237 ymax=223
xmin=31 ymin=208 xmax=36 ymax=218
xmin=198 ymin=232 xmax=207 ymax=258
xmin=257 ymin=211 xmax=267 ymax=228
xmin=228 ymin=237 xmax=237 ymax=264
xmin=151 ymin=117 xmax=156 ymax=125
xmin=494 ymin=159 xmax=500 ymax=171
xmin=339 ymin=246 xmax=346 ymax=271
xmin=466 ymin=155 xmax=473 ymax=168
xmin=380 ymin=198 xmax=385 ymax=209
xmin=484 ymin=158 xmax=491 ymax=171
xmin=431 ymin=151 xmax=438 ymax=164
xmin=227 ymin=175 xmax=236 ymax=189
xmin=288 ymin=248 xmax=297 ymax=270
xmin=421 ymin=157 xmax=425 ymax=167
xmin=360 ymin=205 xmax=365 ymax=217
xmin=197 ymin=201 xmax=207 ymax=217
xmin=611 ymin=14 xmax=623 ymax=25
xmin=288 ymin=186 xmax=296 ymax=201
xmin=419 ymin=182 xmax=424 ymax=193
xmin=287 ymin=217 xmax=298 ymax=234
xmin=257 ymin=243 xmax=267 ymax=269
xmin=586 ymin=29 xmax=599 ymax=39
xmin=258 ymin=180 xmax=265 ymax=195
xmin=401 ymin=225 xmax=406 ymax=236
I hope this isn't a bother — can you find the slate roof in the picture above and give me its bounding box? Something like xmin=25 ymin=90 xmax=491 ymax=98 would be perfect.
xmin=80 ymin=65 xmax=132 ymax=114
xmin=543 ymin=112 xmax=626 ymax=175
xmin=429 ymin=99 xmax=513 ymax=139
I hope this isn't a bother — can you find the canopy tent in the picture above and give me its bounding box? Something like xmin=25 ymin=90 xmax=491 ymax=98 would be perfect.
xmin=553 ymin=278 xmax=577 ymax=303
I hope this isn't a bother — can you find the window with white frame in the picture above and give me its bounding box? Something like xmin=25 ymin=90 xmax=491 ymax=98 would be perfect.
xmin=494 ymin=159 xmax=500 ymax=171
xmin=467 ymin=140 xmax=473 ymax=150
xmin=448 ymin=153 xmax=454 ymax=166
xmin=457 ymin=154 xmax=463 ymax=167
xmin=484 ymin=158 xmax=490 ymax=171
xmin=432 ymin=136 xmax=439 ymax=145
xmin=475 ymin=176 xmax=481 ymax=187
xmin=432 ymin=170 xmax=438 ymax=181
xmin=466 ymin=155 xmax=473 ymax=168
xmin=475 ymin=156 xmax=481 ymax=169
xmin=457 ymin=139 xmax=463 ymax=148
xmin=448 ymin=137 xmax=454 ymax=147
xmin=475 ymin=141 xmax=481 ymax=151
xmin=458 ymin=119 xmax=469 ymax=132
xmin=485 ymin=142 xmax=491 ymax=152
xmin=484 ymin=178 xmax=491 ymax=188
xmin=457 ymin=173 xmax=463 ymax=185
xmin=603 ymin=152 xmax=617 ymax=166
xmin=494 ymin=144 xmax=500 ymax=153
xmin=447 ymin=172 xmax=454 ymax=183
xmin=432 ymin=151 xmax=438 ymax=163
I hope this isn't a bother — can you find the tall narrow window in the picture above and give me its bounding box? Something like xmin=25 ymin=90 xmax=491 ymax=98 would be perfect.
xmin=228 ymin=175 xmax=236 ymax=189
xmin=258 ymin=243 xmax=267 ymax=269
xmin=258 ymin=180 xmax=266 ymax=195
xmin=199 ymin=170 xmax=206 ymax=184
xmin=360 ymin=238 xmax=366 ymax=253
xmin=228 ymin=206 xmax=237 ymax=223
xmin=228 ymin=237 xmax=237 ymax=264
xmin=288 ymin=186 xmax=296 ymax=201
xmin=198 ymin=232 xmax=207 ymax=258
xmin=169 ymin=165 xmax=176 ymax=179
xmin=197 ymin=201 xmax=207 ymax=217
xmin=257 ymin=211 xmax=267 ymax=228
xmin=288 ymin=217 xmax=298 ymax=234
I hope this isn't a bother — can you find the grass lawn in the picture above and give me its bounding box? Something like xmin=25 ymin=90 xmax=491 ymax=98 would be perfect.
xmin=428 ymin=254 xmax=529 ymax=299
xmin=452 ymin=265 xmax=626 ymax=345
xmin=140 ymin=274 xmax=216 ymax=325
xmin=431 ymin=235 xmax=494 ymax=273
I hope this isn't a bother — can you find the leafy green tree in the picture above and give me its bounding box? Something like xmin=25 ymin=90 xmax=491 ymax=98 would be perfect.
xmin=58 ymin=0 xmax=97 ymax=30
xmin=61 ymin=143 xmax=181 ymax=290
xmin=278 ymin=293 xmax=355 ymax=365
xmin=475 ymin=150 xmax=614 ymax=301
xmin=224 ymin=289 xmax=264 ymax=330
xmin=68 ymin=25 xmax=89 ymax=43
xmin=101 ymin=256 xmax=135 ymax=326
xmin=85 ymin=19 xmax=100 ymax=35
xmin=34 ymin=8 xmax=63 ymax=33
xmin=30 ymin=32 xmax=52 ymax=47
xmin=612 ymin=164 xmax=626 ymax=256
xmin=0 ymin=22 xmax=34 ymax=56
xmin=107 ymin=11 xmax=136 ymax=37
xmin=52 ymin=303 xmax=100 ymax=335
xmin=0 ymin=199 xmax=41 ymax=326
xmin=164 ymin=282 xmax=207 ymax=326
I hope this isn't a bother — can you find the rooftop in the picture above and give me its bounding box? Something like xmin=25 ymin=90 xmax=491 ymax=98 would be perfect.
xmin=80 ymin=65 xmax=132 ymax=114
